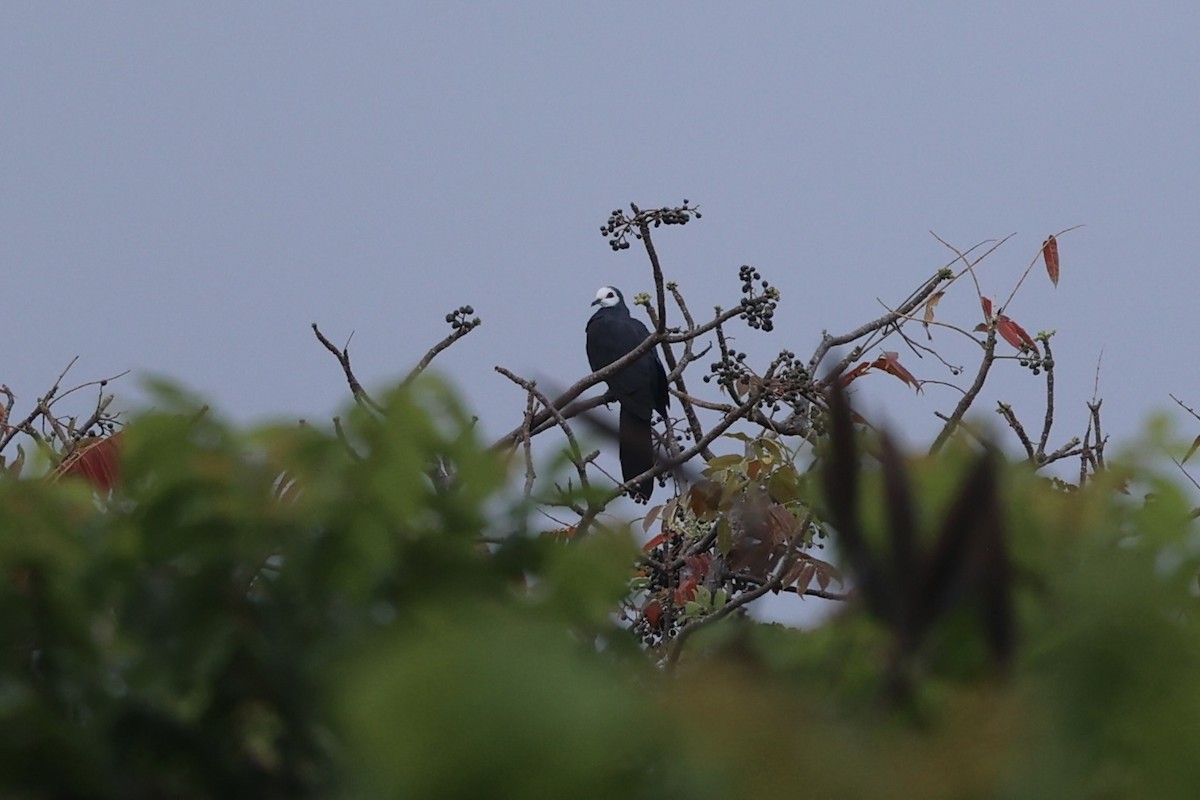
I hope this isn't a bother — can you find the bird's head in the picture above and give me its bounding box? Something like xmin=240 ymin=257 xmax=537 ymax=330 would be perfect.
xmin=592 ymin=286 xmax=623 ymax=307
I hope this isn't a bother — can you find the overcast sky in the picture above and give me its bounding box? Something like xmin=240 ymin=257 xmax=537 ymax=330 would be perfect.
xmin=5 ymin=4 xmax=1199 ymax=475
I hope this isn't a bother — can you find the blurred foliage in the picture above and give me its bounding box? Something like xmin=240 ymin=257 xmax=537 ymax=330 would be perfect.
xmin=1 ymin=379 xmax=1199 ymax=799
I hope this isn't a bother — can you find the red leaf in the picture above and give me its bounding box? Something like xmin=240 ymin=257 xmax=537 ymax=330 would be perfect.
xmin=675 ymin=575 xmax=699 ymax=605
xmin=839 ymin=361 xmax=873 ymax=386
xmin=644 ymin=599 xmax=662 ymax=629
xmin=684 ymin=554 xmax=712 ymax=581
xmin=996 ymin=315 xmax=1038 ymax=353
xmin=980 ymin=295 xmax=994 ymax=321
xmin=814 ymin=559 xmax=842 ymax=590
xmin=872 ymin=351 xmax=920 ymax=392
xmin=1043 ymin=235 xmax=1060 ymax=287
xmin=56 ymin=433 xmax=123 ymax=491
xmin=784 ymin=560 xmax=816 ymax=593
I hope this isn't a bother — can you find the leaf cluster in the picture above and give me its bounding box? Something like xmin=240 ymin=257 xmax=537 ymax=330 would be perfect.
xmin=2 ymin=377 xmax=1199 ymax=798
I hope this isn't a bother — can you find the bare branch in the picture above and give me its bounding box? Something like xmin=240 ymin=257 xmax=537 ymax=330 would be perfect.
xmin=930 ymin=329 xmax=998 ymax=455
xmin=1036 ymin=337 xmax=1056 ymax=458
xmin=996 ymin=402 xmax=1036 ymax=461
xmin=402 ymin=307 xmax=480 ymax=387
xmin=809 ymin=270 xmax=949 ymax=380
xmin=311 ymin=323 xmax=384 ymax=414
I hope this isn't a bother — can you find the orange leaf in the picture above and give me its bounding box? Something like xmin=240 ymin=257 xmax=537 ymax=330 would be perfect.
xmin=643 ymin=531 xmax=668 ymax=551
xmin=996 ymin=315 xmax=1038 ymax=353
xmin=980 ymin=295 xmax=994 ymax=321
xmin=1042 ymin=235 xmax=1060 ymax=287
xmin=541 ymin=527 xmax=576 ymax=542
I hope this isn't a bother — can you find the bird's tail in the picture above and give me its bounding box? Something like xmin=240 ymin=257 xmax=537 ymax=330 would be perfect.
xmin=619 ymin=406 xmax=655 ymax=501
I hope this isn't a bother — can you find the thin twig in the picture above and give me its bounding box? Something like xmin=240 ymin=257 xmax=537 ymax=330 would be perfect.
xmin=402 ymin=324 xmax=478 ymax=387
xmin=311 ymin=323 xmax=384 ymax=414
xmin=495 ymin=367 xmax=595 ymax=506
xmin=331 ymin=416 xmax=364 ymax=461
xmin=1036 ymin=338 xmax=1056 ymax=458
xmin=520 ymin=390 xmax=537 ymax=498
xmin=930 ymin=329 xmax=998 ymax=455
xmin=996 ymin=402 xmax=1035 ymax=461
xmin=809 ymin=271 xmax=949 ymax=380
xmin=999 ymin=225 xmax=1085 ymax=314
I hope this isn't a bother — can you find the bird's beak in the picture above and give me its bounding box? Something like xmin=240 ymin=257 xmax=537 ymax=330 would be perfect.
xmin=591 ymin=298 xmax=601 ymax=306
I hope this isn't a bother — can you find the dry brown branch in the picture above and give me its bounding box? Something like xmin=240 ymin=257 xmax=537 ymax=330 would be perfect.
xmin=0 ymin=360 xmax=128 ymax=461
xmin=1170 ymin=393 xmax=1200 ymax=424
xmin=495 ymin=367 xmax=597 ymax=512
xmin=809 ymin=270 xmax=950 ymax=382
xmin=311 ymin=324 xmax=384 ymax=414
xmin=1036 ymin=337 xmax=1056 ymax=458
xmin=930 ymin=329 xmax=998 ymax=455
xmin=997 ymin=402 xmax=1036 ymax=460
xmin=520 ymin=391 xmax=537 ymax=498
xmin=402 ymin=306 xmax=480 ymax=387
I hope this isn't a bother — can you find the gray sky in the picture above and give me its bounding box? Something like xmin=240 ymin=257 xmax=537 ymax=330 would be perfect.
xmin=5 ymin=4 xmax=1199 ymax=466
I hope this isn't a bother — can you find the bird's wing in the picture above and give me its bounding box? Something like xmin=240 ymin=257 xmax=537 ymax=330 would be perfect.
xmin=624 ymin=316 xmax=669 ymax=413
xmin=587 ymin=311 xmax=667 ymax=419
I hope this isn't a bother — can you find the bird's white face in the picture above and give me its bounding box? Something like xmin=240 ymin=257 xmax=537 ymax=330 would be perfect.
xmin=593 ymin=286 xmax=620 ymax=307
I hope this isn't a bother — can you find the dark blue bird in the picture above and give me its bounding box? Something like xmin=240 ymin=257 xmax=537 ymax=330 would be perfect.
xmin=586 ymin=286 xmax=670 ymax=501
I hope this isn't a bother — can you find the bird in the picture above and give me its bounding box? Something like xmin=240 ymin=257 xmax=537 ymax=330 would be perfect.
xmin=585 ymin=286 xmax=670 ymax=501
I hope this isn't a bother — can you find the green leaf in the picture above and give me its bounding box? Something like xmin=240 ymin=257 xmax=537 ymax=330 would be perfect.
xmin=705 ymin=454 xmax=744 ymax=473
xmin=767 ymin=467 xmax=802 ymax=505
xmin=716 ymin=517 xmax=733 ymax=556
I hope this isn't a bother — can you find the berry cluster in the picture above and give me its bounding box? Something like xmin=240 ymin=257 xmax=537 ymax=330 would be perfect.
xmin=81 ymin=420 xmax=121 ymax=439
xmin=633 ymin=532 xmax=686 ymax=646
xmin=599 ymin=200 xmax=702 ymax=252
xmin=1018 ymin=351 xmax=1053 ymax=376
xmin=703 ymin=347 xmax=750 ymax=390
xmin=737 ymin=265 xmax=778 ymax=332
xmin=444 ymin=305 xmax=480 ymax=332
xmin=764 ymin=350 xmax=810 ymax=413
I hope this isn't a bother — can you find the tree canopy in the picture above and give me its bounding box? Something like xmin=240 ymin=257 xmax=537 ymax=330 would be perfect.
xmin=2 ymin=205 xmax=1198 ymax=798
